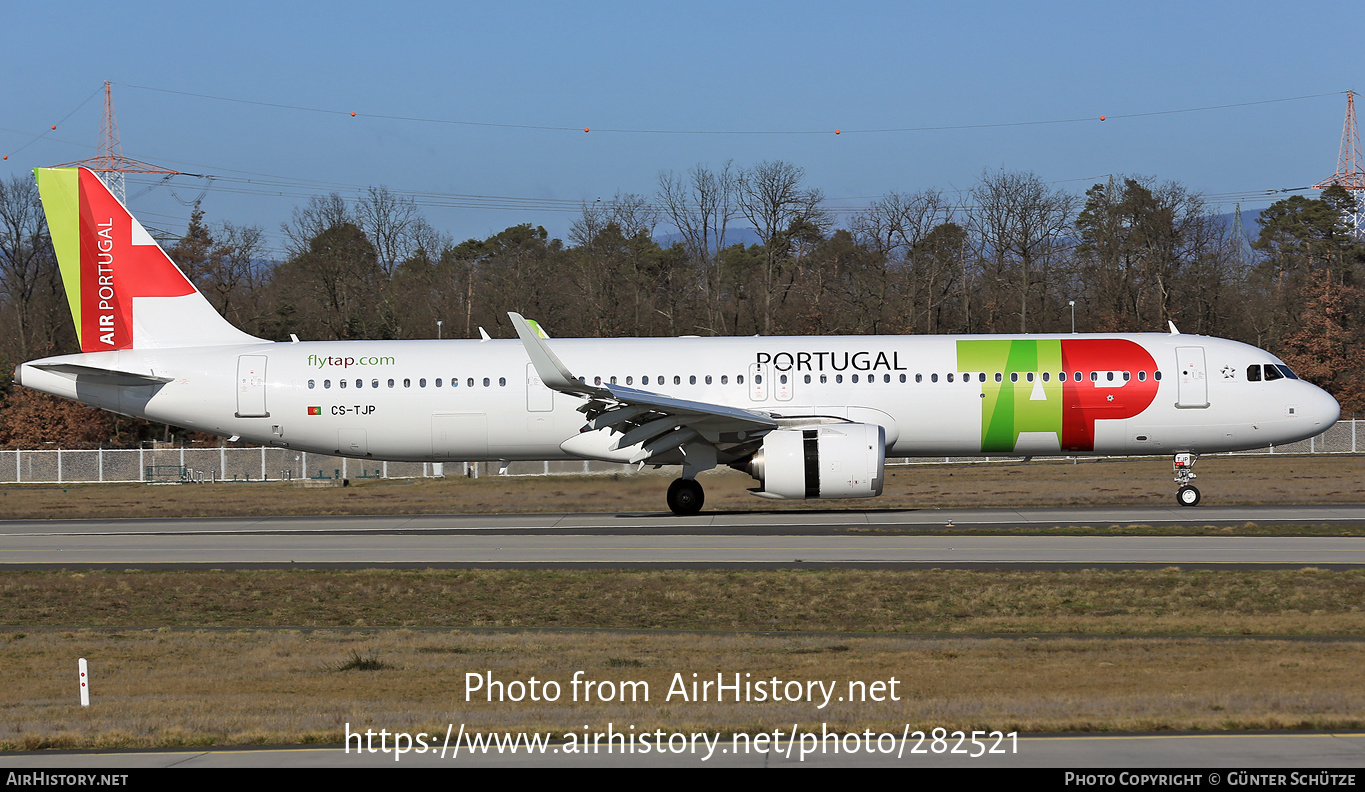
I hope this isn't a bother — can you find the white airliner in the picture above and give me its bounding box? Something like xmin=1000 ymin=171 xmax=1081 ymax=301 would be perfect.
xmin=13 ymin=167 xmax=1341 ymax=514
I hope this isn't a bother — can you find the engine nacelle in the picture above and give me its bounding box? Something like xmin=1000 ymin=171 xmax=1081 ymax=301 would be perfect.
xmin=743 ymin=423 xmax=885 ymax=500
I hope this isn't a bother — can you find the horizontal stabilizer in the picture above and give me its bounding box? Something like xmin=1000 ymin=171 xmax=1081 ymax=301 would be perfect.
xmin=30 ymin=363 xmax=173 ymax=386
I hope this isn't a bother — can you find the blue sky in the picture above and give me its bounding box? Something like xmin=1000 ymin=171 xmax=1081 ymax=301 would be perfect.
xmin=2 ymin=1 xmax=1359 ymax=256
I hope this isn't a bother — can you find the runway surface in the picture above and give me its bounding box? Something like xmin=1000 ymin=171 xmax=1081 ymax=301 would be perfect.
xmin=4 ymin=504 xmax=1365 ymax=568
xmin=3 ymin=732 xmax=1363 ymax=768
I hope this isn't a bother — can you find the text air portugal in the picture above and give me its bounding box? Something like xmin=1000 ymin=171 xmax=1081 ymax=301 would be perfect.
xmin=76 ymin=169 xmax=194 ymax=351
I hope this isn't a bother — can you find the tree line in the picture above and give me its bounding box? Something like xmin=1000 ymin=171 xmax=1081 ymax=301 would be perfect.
xmin=1 ymin=162 xmax=1363 ymax=447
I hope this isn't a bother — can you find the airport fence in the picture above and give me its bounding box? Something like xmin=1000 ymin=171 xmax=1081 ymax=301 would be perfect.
xmin=0 ymin=419 xmax=1360 ymax=485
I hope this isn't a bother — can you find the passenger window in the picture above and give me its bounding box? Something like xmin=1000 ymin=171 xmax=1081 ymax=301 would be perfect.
xmin=1041 ymin=372 xmax=1049 ymax=383
xmin=1138 ymin=371 xmax=1146 ymax=382
xmin=483 ymin=378 xmax=490 ymax=387
xmin=324 ymin=379 xmax=331 ymax=389
xmin=995 ymin=372 xmax=1003 ymax=383
xmin=435 ymin=379 xmax=441 ymax=387
xmin=1106 ymin=372 xmax=1114 ymax=382
xmin=899 ymin=374 xmax=906 ymax=383
xmin=836 ymin=374 xmax=844 ymax=383
xmin=978 ymin=373 xmax=986 ymax=383
xmin=1074 ymin=372 xmax=1082 ymax=382
xmin=721 ymin=375 xmax=728 ymax=384
xmin=372 ymin=379 xmax=379 ymax=388
xmin=689 ymin=376 xmax=696 ymax=385
xmin=1010 ymin=373 xmax=1018 ymax=383
xmin=626 ymin=376 xmax=633 ymax=385
xmin=340 ymin=379 xmax=348 ymax=389
xmin=884 ymin=374 xmax=890 ymax=383
xmin=821 ymin=374 xmax=828 ymax=384
xmin=915 ymin=374 xmax=922 ymax=383
xmin=403 ymin=378 xmax=411 ymax=388
xmin=755 ymin=374 xmax=762 ymax=384
xmin=804 ymin=374 xmax=811 ymax=384
xmin=420 ymin=378 xmax=427 ymax=388
xmin=1154 ymin=371 xmax=1162 ymax=381
xmin=738 ymin=375 xmax=745 ymax=384
xmin=1123 ymin=371 xmax=1130 ymax=381
xmin=499 ymin=377 xmax=506 ymax=386
xmin=467 ymin=378 xmax=474 ymax=387
xmin=308 ymin=379 xmax=315 ymax=389
xmin=705 ymin=375 xmax=713 ymax=384
xmin=1090 ymin=372 xmax=1098 ymax=382
xmin=674 ymin=376 xmax=681 ymax=385
xmin=853 ymin=374 xmax=861 ymax=383
xmin=610 ymin=376 xmax=618 ymax=385
xmin=931 ymin=373 xmax=938 ymax=383
xmin=781 ymin=374 xmax=788 ymax=384
xmin=388 ymin=379 xmax=396 ymax=388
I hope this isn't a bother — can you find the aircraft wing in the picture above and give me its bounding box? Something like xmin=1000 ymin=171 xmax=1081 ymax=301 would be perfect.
xmin=509 ymin=313 xmax=775 ymax=464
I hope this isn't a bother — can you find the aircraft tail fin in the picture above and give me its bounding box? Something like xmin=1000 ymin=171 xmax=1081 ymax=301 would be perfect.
xmin=34 ymin=167 xmax=262 ymax=352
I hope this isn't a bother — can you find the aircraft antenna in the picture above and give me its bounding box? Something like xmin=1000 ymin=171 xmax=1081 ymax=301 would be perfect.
xmin=56 ymin=81 xmax=180 ymax=205
xmin=1311 ymin=90 xmax=1365 ymax=240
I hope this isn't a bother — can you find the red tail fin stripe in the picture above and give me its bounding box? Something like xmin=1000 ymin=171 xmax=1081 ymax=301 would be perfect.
xmin=77 ymin=169 xmax=195 ymax=351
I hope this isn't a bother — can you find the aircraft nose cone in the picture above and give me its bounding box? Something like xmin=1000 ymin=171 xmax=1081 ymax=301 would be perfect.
xmin=1309 ymin=384 xmax=1341 ymax=429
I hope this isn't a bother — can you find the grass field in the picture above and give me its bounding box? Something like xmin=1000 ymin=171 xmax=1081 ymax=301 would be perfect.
xmin=4 ymin=454 xmax=1365 ymax=520
xmin=2 ymin=456 xmax=1363 ymax=750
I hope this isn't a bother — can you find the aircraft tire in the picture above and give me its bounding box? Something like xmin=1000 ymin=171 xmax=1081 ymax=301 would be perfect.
xmin=667 ymin=478 xmax=705 ymax=516
xmin=1176 ymin=485 xmax=1201 ymax=507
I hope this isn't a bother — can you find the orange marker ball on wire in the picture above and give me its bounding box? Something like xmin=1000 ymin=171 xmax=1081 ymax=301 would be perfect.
xmin=584 ymin=127 xmax=590 ymax=132
xmin=834 ymin=129 xmax=840 ymax=134
xmin=351 ymin=112 xmax=356 ymax=117
xmin=1099 ymin=116 xmax=1106 ymax=121
xmin=51 ymin=125 xmax=56 ymax=130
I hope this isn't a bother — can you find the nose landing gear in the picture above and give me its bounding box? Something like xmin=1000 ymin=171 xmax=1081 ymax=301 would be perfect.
xmin=1173 ymin=452 xmax=1200 ymax=506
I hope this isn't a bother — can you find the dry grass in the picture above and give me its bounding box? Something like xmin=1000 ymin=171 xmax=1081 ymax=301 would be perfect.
xmin=5 ymin=455 xmax=1365 ymax=520
xmin=5 ymin=458 xmax=1365 ymax=749
xmin=3 ymin=629 xmax=1362 ymax=750
xmin=2 ymin=567 xmax=1364 ymax=635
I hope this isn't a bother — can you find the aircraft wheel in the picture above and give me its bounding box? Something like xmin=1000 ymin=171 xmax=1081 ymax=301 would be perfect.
xmin=1176 ymin=485 xmax=1201 ymax=507
xmin=667 ymin=478 xmax=705 ymax=516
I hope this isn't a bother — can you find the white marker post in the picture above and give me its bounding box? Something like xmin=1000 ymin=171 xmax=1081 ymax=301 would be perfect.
xmin=78 ymin=658 xmax=89 ymax=706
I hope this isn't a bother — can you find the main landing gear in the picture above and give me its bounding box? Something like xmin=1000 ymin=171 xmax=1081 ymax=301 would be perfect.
xmin=1173 ymin=452 xmax=1200 ymax=507
xmin=667 ymin=478 xmax=705 ymax=516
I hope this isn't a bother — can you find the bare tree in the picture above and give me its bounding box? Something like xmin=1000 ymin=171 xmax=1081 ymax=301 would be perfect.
xmin=569 ymin=191 xmax=658 ymax=248
xmin=735 ymin=161 xmax=830 ymax=334
xmin=356 ymin=185 xmax=424 ymax=277
xmin=657 ymin=162 xmax=738 ymax=333
xmin=0 ymin=175 xmax=58 ymax=359
xmin=281 ymin=193 xmax=353 ymax=258
xmin=968 ymin=169 xmax=1076 ymax=332
xmin=206 ymin=221 xmax=267 ymax=331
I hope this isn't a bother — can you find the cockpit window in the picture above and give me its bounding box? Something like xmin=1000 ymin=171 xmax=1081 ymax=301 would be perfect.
xmin=1277 ymin=364 xmax=1299 ymax=380
xmin=1263 ymin=364 xmax=1284 ymax=382
xmin=1247 ymin=365 xmax=1262 ymax=382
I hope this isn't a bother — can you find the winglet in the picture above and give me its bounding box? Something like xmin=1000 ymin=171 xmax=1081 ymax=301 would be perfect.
xmin=508 ymin=312 xmax=603 ymax=397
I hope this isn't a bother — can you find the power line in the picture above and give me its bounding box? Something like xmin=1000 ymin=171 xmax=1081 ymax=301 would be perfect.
xmin=114 ymin=82 xmax=1349 ymax=136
